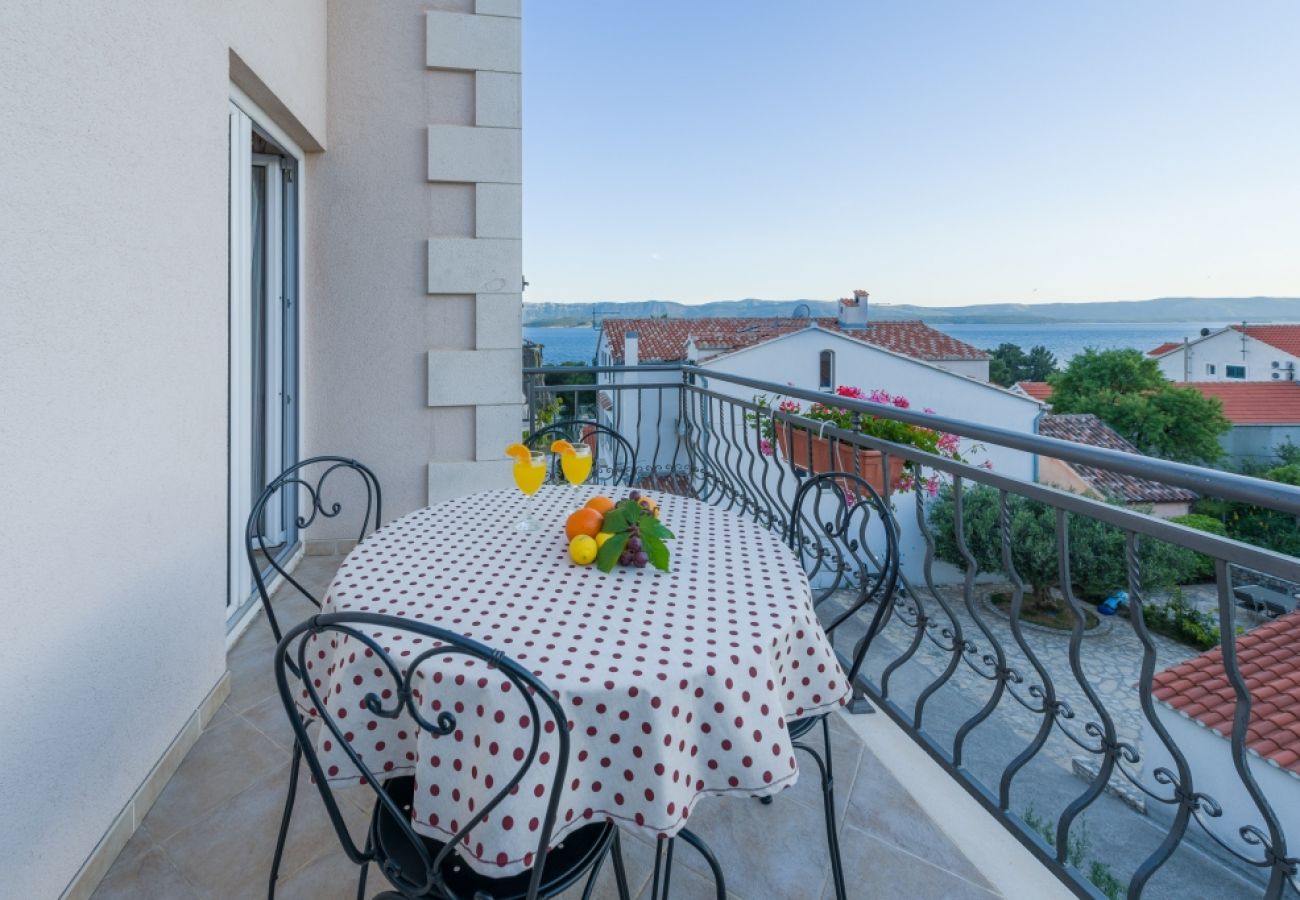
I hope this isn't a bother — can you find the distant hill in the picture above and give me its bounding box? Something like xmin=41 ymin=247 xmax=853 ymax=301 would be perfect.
xmin=523 ymin=296 xmax=1300 ymax=327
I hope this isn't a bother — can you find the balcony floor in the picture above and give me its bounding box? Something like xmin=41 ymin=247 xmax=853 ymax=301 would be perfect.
xmin=91 ymin=556 xmax=1002 ymax=900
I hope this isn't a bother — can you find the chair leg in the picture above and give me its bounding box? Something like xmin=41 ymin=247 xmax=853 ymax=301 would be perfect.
xmin=794 ymin=722 xmax=846 ymax=900
xmin=610 ymin=831 xmax=633 ymax=900
xmin=268 ymin=738 xmax=303 ymax=899
xmin=355 ymin=861 xmax=369 ymax=900
xmin=676 ymin=828 xmax=726 ymax=900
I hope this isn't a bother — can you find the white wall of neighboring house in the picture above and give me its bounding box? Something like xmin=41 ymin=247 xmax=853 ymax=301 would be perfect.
xmin=1141 ymin=704 xmax=1300 ymax=863
xmin=931 ymin=357 xmax=990 ymax=381
xmin=1 ymin=3 xmax=326 ymax=897
xmin=1155 ymin=330 xmax=1300 ymax=383
xmin=592 ymin=328 xmax=1039 ymax=584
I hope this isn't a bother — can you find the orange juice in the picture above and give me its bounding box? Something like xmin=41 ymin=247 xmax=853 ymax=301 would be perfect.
xmin=561 ymin=445 xmax=592 ymax=486
xmin=513 ymin=452 xmax=547 ymax=495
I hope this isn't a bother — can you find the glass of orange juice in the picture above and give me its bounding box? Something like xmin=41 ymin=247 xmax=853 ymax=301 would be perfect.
xmin=512 ymin=450 xmax=548 ymax=532
xmin=561 ymin=443 xmax=592 ymax=490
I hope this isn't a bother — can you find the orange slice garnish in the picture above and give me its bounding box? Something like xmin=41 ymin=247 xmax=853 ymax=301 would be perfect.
xmin=505 ymin=443 xmax=532 ymax=463
xmin=550 ymin=439 xmax=577 ymax=456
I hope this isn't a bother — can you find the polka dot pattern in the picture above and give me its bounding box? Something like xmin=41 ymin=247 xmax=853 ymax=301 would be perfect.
xmin=306 ymin=485 xmax=847 ymax=877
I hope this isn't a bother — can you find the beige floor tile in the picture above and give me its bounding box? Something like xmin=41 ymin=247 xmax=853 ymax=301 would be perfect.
xmin=162 ymin=761 xmax=370 ymax=898
xmin=140 ymin=715 xmax=288 ymax=843
xmin=822 ymin=826 xmax=1000 ymax=900
xmin=241 ymin=693 xmax=298 ymax=752
xmin=844 ymin=748 xmax=994 ymax=891
xmin=666 ymin=795 xmax=831 ymax=900
xmin=90 ymin=845 xmax=200 ymax=900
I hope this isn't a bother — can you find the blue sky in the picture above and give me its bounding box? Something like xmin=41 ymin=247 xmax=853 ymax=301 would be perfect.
xmin=522 ymin=2 xmax=1300 ymax=307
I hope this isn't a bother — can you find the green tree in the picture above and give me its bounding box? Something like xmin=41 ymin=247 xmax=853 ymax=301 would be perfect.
xmin=1047 ymin=348 xmax=1231 ymax=464
xmin=988 ymin=343 xmax=1029 ymax=387
xmin=987 ymin=343 xmax=1058 ymax=386
xmin=543 ymin=361 xmax=597 ymax=419
xmin=930 ymin=485 xmax=1197 ymax=611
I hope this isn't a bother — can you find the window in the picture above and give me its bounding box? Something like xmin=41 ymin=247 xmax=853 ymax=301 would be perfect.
xmin=819 ymin=349 xmax=834 ymax=390
xmin=1226 ymin=365 xmax=1246 ymax=379
xmin=1205 ymin=363 xmax=1216 ymax=375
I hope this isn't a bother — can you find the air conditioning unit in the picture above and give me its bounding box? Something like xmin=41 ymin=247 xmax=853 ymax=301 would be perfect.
xmin=1273 ymin=361 xmax=1282 ymax=369
xmin=1274 ymin=372 xmax=1283 ymax=380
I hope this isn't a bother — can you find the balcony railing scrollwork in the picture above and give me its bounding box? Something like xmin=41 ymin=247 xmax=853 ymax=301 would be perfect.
xmin=525 ymin=362 xmax=1300 ymax=899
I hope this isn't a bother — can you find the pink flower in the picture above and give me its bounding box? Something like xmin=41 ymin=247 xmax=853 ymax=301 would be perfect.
xmin=835 ymin=385 xmax=865 ymax=399
xmin=759 ymin=438 xmax=774 ymax=457
xmin=979 ymin=459 xmax=995 ymax=470
xmin=926 ymin=479 xmax=940 ymax=497
xmin=892 ymin=396 xmax=911 ymax=409
xmin=777 ymin=399 xmax=802 ymax=413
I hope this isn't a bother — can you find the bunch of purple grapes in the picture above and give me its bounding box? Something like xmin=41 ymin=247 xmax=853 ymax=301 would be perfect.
xmin=618 ymin=491 xmax=650 ymax=568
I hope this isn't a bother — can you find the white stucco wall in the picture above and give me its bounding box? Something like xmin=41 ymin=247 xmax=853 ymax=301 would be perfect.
xmin=1155 ymin=330 xmax=1300 ymax=382
xmin=1141 ymin=703 xmax=1300 ymax=868
xmin=933 ymin=357 xmax=991 ymax=381
xmin=305 ymin=0 xmax=521 ymax=526
xmin=0 ymin=2 xmax=326 ymax=896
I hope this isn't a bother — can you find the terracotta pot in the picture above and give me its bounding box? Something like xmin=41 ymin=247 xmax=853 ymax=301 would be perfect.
xmin=777 ymin=423 xmax=908 ymax=494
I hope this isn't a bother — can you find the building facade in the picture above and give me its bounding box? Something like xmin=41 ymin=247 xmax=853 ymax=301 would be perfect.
xmin=1151 ymin=325 xmax=1300 ymax=383
xmin=1 ymin=3 xmax=522 ymax=896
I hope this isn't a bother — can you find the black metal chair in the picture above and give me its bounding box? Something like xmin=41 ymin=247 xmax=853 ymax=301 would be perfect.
xmin=273 ymin=612 xmax=632 ymax=900
xmin=777 ymin=471 xmax=901 ymax=900
xmin=524 ymin=419 xmax=635 ymax=487
xmin=246 ymin=455 xmax=382 ymax=897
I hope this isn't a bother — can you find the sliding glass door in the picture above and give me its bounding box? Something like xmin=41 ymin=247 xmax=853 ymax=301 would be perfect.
xmin=228 ymin=102 xmax=299 ymax=623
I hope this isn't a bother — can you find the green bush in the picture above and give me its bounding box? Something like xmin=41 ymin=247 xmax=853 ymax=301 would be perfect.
xmin=1143 ymin=588 xmax=1221 ymax=650
xmin=1169 ymin=513 xmax=1227 ymax=581
xmin=930 ymin=485 xmax=1198 ymax=609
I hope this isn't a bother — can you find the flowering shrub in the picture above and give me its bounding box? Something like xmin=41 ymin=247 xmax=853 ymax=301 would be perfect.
xmin=755 ymin=385 xmax=975 ymax=495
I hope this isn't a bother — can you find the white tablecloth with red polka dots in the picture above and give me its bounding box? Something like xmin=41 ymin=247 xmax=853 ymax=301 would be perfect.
xmin=308 ymin=485 xmax=848 ymax=876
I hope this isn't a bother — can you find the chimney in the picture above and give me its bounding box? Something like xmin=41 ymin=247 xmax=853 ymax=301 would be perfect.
xmin=624 ymin=330 xmax=639 ymax=367
xmin=684 ymin=335 xmax=698 ymax=364
xmin=837 ymin=289 xmax=870 ymax=329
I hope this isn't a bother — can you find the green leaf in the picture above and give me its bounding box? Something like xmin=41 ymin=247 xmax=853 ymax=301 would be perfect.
xmin=643 ymin=519 xmax=675 ymax=541
xmin=642 ymin=533 xmax=670 ymax=572
xmin=597 ymin=532 xmax=629 ymax=573
xmin=602 ymin=507 xmax=630 ymax=534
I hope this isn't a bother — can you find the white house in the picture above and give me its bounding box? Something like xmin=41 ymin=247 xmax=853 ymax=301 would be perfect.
xmin=1140 ymin=612 xmax=1300 ymax=859
xmin=3 ymin=4 xmax=523 ymax=897
xmin=1149 ymin=324 xmax=1300 ymax=383
xmin=594 ymin=302 xmax=1041 ymax=583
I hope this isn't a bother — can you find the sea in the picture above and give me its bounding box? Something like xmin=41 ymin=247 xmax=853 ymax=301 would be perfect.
xmin=524 ymin=322 xmax=1232 ymax=367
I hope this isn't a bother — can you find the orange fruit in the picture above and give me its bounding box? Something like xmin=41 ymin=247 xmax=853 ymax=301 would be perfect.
xmin=585 ymin=496 xmax=616 ymax=515
xmin=550 ymin=439 xmax=576 ymax=455
xmin=565 ymin=507 xmax=604 ymax=540
xmin=637 ymin=496 xmax=659 ymax=517
xmin=505 ymin=443 xmax=532 ymax=463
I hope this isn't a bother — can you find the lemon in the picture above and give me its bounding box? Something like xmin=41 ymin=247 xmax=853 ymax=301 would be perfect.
xmin=595 ymin=531 xmax=615 ymax=549
xmin=569 ymin=534 xmax=598 ymax=565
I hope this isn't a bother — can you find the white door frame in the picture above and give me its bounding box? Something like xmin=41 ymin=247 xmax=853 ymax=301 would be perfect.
xmin=227 ymin=94 xmax=304 ymax=624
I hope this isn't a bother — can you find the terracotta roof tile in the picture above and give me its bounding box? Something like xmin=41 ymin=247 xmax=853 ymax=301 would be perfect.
xmin=600 ymin=317 xmax=989 ymax=365
xmin=1148 ymin=341 xmax=1183 ymax=357
xmin=1151 ymin=611 xmax=1300 ymax=775
xmin=1177 ymin=382 xmax=1300 ymax=425
xmin=1232 ymin=324 xmax=1300 ymax=358
xmin=1037 ymin=414 xmax=1197 ymax=504
xmin=1014 ymin=381 xmax=1054 ymax=402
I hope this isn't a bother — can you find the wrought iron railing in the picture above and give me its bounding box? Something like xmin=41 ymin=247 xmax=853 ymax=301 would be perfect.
xmin=524 ymin=363 xmax=1300 ymax=899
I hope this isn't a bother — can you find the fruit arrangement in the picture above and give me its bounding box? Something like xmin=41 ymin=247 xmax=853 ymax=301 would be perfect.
xmin=566 ymin=490 xmax=674 ymax=573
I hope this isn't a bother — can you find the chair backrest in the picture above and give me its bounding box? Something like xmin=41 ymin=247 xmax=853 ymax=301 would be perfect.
xmin=787 ymin=471 xmax=900 ymax=682
xmin=525 ymin=419 xmax=635 ymax=486
xmin=246 ymin=456 xmax=382 ymax=642
xmin=274 ymin=612 xmax=570 ymax=900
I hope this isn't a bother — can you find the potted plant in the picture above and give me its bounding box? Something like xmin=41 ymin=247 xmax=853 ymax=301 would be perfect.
xmin=765 ymin=386 xmax=968 ymax=495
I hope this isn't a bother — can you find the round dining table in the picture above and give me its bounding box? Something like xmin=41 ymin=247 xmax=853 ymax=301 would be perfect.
xmin=304 ymin=484 xmax=849 ymax=877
